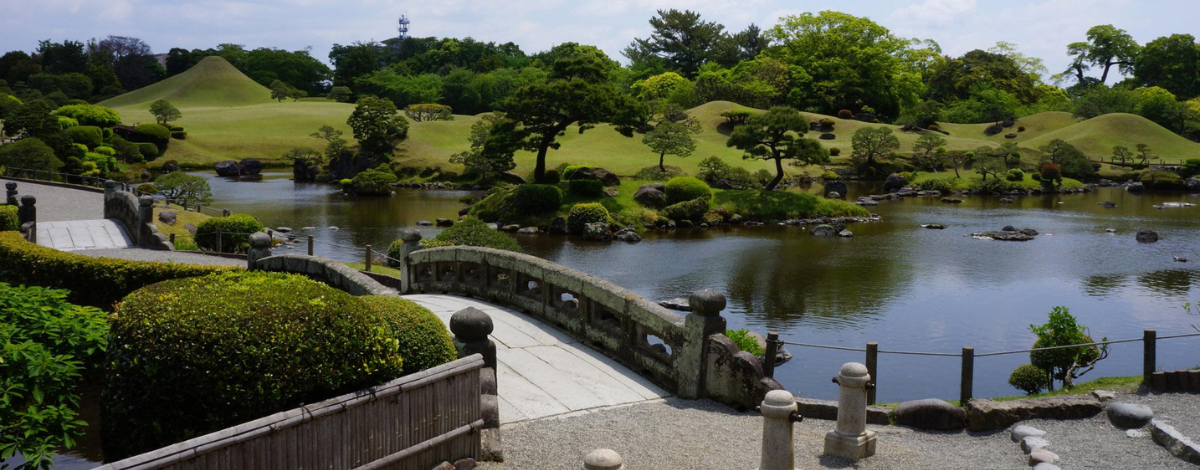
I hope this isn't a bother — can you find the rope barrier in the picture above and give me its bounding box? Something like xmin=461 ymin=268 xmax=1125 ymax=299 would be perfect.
xmin=779 ymin=331 xmax=1200 ymax=358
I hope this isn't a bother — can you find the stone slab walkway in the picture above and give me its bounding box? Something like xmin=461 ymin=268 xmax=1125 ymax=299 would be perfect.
xmin=403 ymin=294 xmax=670 ymax=425
xmin=1 ymin=178 xmax=103 ymax=222
xmin=36 ymin=219 xmax=133 ymax=251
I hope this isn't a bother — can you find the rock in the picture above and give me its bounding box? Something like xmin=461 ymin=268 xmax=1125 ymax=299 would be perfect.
xmin=500 ymin=224 xmax=520 ymax=232
xmin=275 ymin=227 xmax=292 ymax=233
xmin=659 ymin=298 xmax=690 ymax=311
xmin=1005 ymin=133 xmax=1018 ymax=139
xmin=616 ymin=230 xmax=641 ymax=243
xmin=1126 ymin=429 xmax=1146 ymax=438
xmin=824 ymin=181 xmax=848 ymax=198
xmin=1187 ymin=178 xmax=1200 ymax=192
xmin=162 ymin=160 xmax=180 ymax=172
xmin=966 ymin=396 xmax=1103 ymax=431
xmin=517 ymin=227 xmax=538 ymax=234
xmin=1105 ymin=228 xmax=1117 ymax=233
xmin=498 ymin=171 xmax=526 ymax=185
xmin=1020 ymin=228 xmax=1038 ymax=236
xmin=856 ymin=199 xmax=878 ymax=206
xmin=893 ymin=399 xmax=968 ymax=430
xmin=238 ymin=158 xmax=262 ymax=176
xmin=582 ymin=449 xmax=623 ymax=470
xmin=884 ymin=173 xmax=906 ymax=191
xmin=583 ymin=222 xmax=612 ymax=242
xmin=458 ymin=207 xmax=470 ymax=216
xmin=838 ymin=229 xmax=853 ymax=238
xmin=634 ymin=185 xmax=667 ymax=207
xmin=603 ymin=188 xmax=619 ymax=197
xmin=549 ymin=216 xmax=569 ymax=234
xmin=711 ymin=179 xmax=734 ymax=189
xmin=1091 ymin=390 xmax=1115 ymax=401
xmin=1098 ymin=200 xmax=1117 ymax=208
xmin=972 ymin=231 xmax=1035 ymax=241
xmin=1010 ymin=425 xmax=1046 ymax=442
xmin=454 ymin=458 xmax=477 ymax=470
xmin=941 ymin=197 xmax=964 ymax=203
xmin=158 ymin=211 xmax=177 ymax=225
xmin=1002 ymin=225 xmax=1017 ymax=232
xmin=1136 ymin=229 xmax=1159 ymax=243
xmin=573 ymin=167 xmax=621 ymax=187
xmin=431 ymin=462 xmax=454 ymax=470
xmin=214 ymin=160 xmax=240 ymax=177
xmin=417 ymin=220 xmax=433 ymax=227
xmin=1151 ymin=419 xmax=1200 ymax=464
xmin=811 ymin=224 xmax=837 ymax=236
xmin=1028 ymin=448 xmax=1059 ymax=465
xmin=1175 ymin=256 xmax=1189 ymax=263
xmin=921 ymin=224 xmax=946 ymax=229
xmin=688 ymin=289 xmax=726 ymax=316
xmin=819 ymin=133 xmax=835 ymax=140
xmin=999 ymin=198 xmax=1013 ymax=203
xmin=436 ymin=218 xmax=454 ymax=227
xmin=1107 ymin=402 xmax=1153 ymax=429
xmin=1021 ymin=436 xmax=1050 ymax=454
xmin=185 ymin=223 xmax=197 ymax=234
xmin=827 ymin=191 xmax=842 ymax=198
xmin=1127 ymin=181 xmax=1145 ymax=191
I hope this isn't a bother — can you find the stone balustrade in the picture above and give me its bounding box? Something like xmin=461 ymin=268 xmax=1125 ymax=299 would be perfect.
xmin=401 ymin=246 xmax=781 ymax=408
xmin=104 ymin=181 xmax=172 ymax=250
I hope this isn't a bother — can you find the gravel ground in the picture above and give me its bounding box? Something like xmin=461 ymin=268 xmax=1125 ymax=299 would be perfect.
xmin=481 ymin=394 xmax=1198 ymax=469
xmin=1116 ymin=390 xmax=1200 ymax=443
xmin=1 ymin=178 xmax=103 ymax=221
xmin=74 ymin=248 xmax=246 ymax=266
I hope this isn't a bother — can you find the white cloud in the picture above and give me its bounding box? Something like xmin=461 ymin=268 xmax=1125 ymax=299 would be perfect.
xmin=892 ymin=0 xmax=977 ymax=25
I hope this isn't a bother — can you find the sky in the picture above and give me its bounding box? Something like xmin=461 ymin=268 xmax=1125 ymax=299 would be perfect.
xmin=2 ymin=0 xmax=1199 ymax=80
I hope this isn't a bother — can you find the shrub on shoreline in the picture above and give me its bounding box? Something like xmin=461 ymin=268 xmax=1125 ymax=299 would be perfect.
xmin=194 ymin=214 xmax=265 ymax=253
xmin=567 ymin=203 xmax=611 ymax=234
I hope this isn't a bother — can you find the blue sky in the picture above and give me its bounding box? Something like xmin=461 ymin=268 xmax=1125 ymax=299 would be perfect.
xmin=2 ymin=0 xmax=1198 ymax=80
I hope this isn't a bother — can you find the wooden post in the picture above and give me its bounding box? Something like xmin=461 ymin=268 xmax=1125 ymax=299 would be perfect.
xmin=307 ymin=235 xmax=314 ymax=256
xmin=866 ymin=342 xmax=878 ymax=405
xmin=215 ymin=228 xmax=223 ymax=253
xmin=763 ymin=331 xmax=779 ymax=379
xmin=1144 ymin=329 xmax=1156 ymax=384
xmin=365 ymin=245 xmax=373 ymax=272
xmin=960 ymin=347 xmax=974 ymax=404
xmin=169 ymin=233 xmax=175 ymax=245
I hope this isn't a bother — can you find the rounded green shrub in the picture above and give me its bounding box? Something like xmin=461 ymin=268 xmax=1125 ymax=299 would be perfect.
xmin=71 ymin=143 xmax=88 ymax=158
xmin=1008 ymin=364 xmax=1049 ymax=395
xmin=562 ymin=165 xmax=587 ymax=180
xmin=0 ymin=205 xmax=18 ymax=231
xmin=53 ymin=104 xmax=122 ymax=127
xmin=821 ymin=170 xmax=840 ymax=180
xmin=664 ymin=177 xmax=711 ymax=204
xmin=102 ymin=271 xmax=406 ymax=458
xmin=131 ymin=123 xmax=171 ymax=153
xmin=93 ymin=146 xmax=116 ymax=157
xmin=1181 ymin=159 xmax=1200 ymax=179
xmin=818 ymin=118 xmax=835 ymax=127
xmin=430 ymin=217 xmax=520 ymax=251
xmin=194 ymin=214 xmax=266 ymax=253
xmin=837 ymin=109 xmax=854 ymax=119
xmin=360 ymin=296 xmax=456 ymax=375
xmin=663 ymin=197 xmax=708 ymax=222
xmin=567 ymin=203 xmax=610 ymax=234
xmin=1006 ymin=169 xmax=1024 ymax=182
xmin=509 ymin=184 xmax=562 ymax=216
xmin=57 ymin=115 xmax=78 ymax=129
xmin=567 ymin=179 xmax=603 ymax=198
xmin=66 ymin=125 xmax=103 ymax=149
xmin=1040 ymin=163 xmax=1062 ymax=183
xmin=542 ymin=169 xmax=561 ymax=184
xmin=916 ymin=178 xmax=953 ymax=193
xmin=829 ymin=147 xmax=841 ymax=157
xmin=137 ymin=142 xmax=159 ymax=160
xmin=351 ymin=168 xmax=398 ymax=196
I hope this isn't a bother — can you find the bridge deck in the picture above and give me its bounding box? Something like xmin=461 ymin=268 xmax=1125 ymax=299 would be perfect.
xmin=404 ymin=294 xmax=669 ymax=425
xmin=37 ymin=219 xmax=133 ymax=250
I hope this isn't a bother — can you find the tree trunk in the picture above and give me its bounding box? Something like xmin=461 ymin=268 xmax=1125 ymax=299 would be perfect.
xmin=953 ymin=165 xmax=960 ymax=178
xmin=659 ymin=152 xmax=666 ymax=172
xmin=533 ymin=144 xmax=549 ymax=183
xmin=1074 ymin=66 xmax=1086 ymax=86
xmin=764 ymin=157 xmax=784 ymax=191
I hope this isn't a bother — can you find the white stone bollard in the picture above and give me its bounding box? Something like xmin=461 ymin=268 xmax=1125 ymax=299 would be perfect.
xmin=824 ymin=362 xmax=877 ymax=461
xmin=582 ymin=448 xmax=623 ymax=470
xmin=757 ymin=389 xmax=802 ymax=470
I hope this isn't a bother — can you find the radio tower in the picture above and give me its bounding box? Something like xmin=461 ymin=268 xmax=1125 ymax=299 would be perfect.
xmin=398 ymin=14 xmax=411 ymax=41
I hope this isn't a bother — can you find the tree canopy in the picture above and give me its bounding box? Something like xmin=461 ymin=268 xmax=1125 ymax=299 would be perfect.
xmin=726 ymin=106 xmax=827 ymax=190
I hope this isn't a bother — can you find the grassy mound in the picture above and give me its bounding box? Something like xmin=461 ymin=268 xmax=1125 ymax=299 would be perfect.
xmin=911 ymin=172 xmax=1085 ymax=191
xmin=1022 ymin=113 xmax=1200 ymax=161
xmin=712 ymin=190 xmax=869 ymax=221
xmin=100 ymin=57 xmax=272 ymax=109
xmin=936 ymin=112 xmax=1081 ymax=144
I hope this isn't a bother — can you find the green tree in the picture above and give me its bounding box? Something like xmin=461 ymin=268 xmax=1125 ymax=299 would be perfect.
xmin=1028 ymin=306 xmax=1107 ymax=390
xmin=269 ymin=79 xmax=293 ymax=102
xmin=310 ymin=125 xmax=348 ymax=160
xmin=327 ymin=86 xmax=352 ymax=102
xmin=449 ymin=113 xmax=523 ymax=182
xmin=974 ymin=146 xmax=1005 ymax=181
xmin=1136 ymin=143 xmax=1157 ymax=166
xmin=347 ymin=97 xmax=408 ymax=157
xmin=289 ymin=89 xmax=308 ymax=102
xmin=154 ymin=172 xmax=213 ymax=205
xmin=927 ymin=49 xmax=1039 ymax=104
xmin=148 ymin=99 xmax=181 ymax=126
xmin=1039 ymin=139 xmax=1095 ymax=179
xmin=850 ymin=127 xmax=900 ymax=170
xmin=1063 ymin=25 xmax=1140 ymax=85
xmin=503 ymin=54 xmax=644 ymax=183
xmin=1135 ymin=86 xmax=1189 ymax=132
xmin=644 ymin=121 xmax=697 ymax=172
xmin=1111 ymin=145 xmax=1134 ymax=165
xmin=1134 ymin=34 xmax=1200 ymax=99
xmin=912 ymin=133 xmax=947 ymax=171
xmin=726 ymin=106 xmax=827 ymax=190
xmin=0 ymin=137 xmax=63 ymax=171
xmin=624 ymin=9 xmax=732 ymax=77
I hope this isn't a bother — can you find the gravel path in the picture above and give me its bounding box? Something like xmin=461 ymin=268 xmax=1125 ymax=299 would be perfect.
xmin=74 ymin=248 xmax=246 ymax=267
xmin=1 ymin=178 xmax=103 ymax=221
xmin=481 ymin=394 xmax=1198 ymax=469
xmin=1116 ymin=390 xmax=1200 ymax=444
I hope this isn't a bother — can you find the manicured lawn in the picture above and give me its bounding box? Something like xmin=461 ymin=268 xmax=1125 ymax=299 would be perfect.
xmin=152 ymin=203 xmax=210 ymax=250
xmin=343 ymin=261 xmax=403 ymax=279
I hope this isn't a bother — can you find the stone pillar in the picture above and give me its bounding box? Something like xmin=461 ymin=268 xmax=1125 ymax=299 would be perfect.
xmin=397 ymin=228 xmax=423 ymax=293
xmin=5 ymin=182 xmax=16 ymax=206
xmin=17 ymin=195 xmax=36 ymax=225
xmin=824 ymin=362 xmax=876 ymax=461
xmin=582 ymin=449 xmax=624 ymax=470
xmin=137 ymin=196 xmax=155 ymax=246
xmin=104 ymin=179 xmax=118 ymax=199
xmin=678 ymin=288 xmax=727 ymax=399
xmin=450 ymin=307 xmax=502 ymax=461
xmin=758 ymin=390 xmax=801 ymax=470
xmin=247 ymin=232 xmax=273 ymax=270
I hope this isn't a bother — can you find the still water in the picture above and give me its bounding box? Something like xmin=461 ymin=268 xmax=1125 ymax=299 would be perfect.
xmin=201 ymin=173 xmax=1200 ymax=403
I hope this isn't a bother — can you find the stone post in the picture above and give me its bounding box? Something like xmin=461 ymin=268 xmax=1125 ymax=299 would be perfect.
xmin=582 ymin=449 xmax=624 ymax=470
xmin=137 ymin=196 xmax=155 ymax=246
xmin=17 ymin=195 xmax=36 ymax=225
xmin=757 ymin=390 xmax=802 ymax=470
xmin=397 ymin=228 xmax=423 ymax=293
xmin=246 ymin=232 xmax=273 ymax=270
xmin=104 ymin=180 xmax=118 ymax=199
xmin=824 ymin=362 xmax=876 ymax=461
xmin=5 ymin=182 xmax=16 ymax=206
xmin=449 ymin=307 xmax=502 ymax=461
xmin=678 ymin=288 xmax=727 ymax=399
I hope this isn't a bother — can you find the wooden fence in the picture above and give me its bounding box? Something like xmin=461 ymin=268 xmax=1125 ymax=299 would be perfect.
xmin=94 ymin=354 xmax=486 ymax=470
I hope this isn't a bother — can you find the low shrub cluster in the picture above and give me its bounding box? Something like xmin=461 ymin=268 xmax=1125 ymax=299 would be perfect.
xmin=712 ymin=190 xmax=869 ymax=221
xmin=567 ymin=203 xmax=611 ymax=234
xmin=1140 ymin=171 xmax=1184 ymax=190
xmin=696 ymin=156 xmax=756 ymax=189
xmin=1006 ymin=169 xmax=1025 ymax=182
xmin=102 ymin=271 xmax=414 ymax=458
xmin=568 ymin=179 xmax=604 ymax=198
xmin=664 ymin=177 xmax=711 ymax=204
xmin=0 ymin=231 xmax=232 ymax=308
xmin=137 ymin=142 xmax=159 ymax=160
xmin=1008 ymin=364 xmax=1050 ymax=395
xmin=131 ymin=123 xmax=171 ymax=153
xmin=66 ymin=125 xmax=103 ymax=149
xmin=360 ymin=296 xmax=456 ymax=375
xmin=0 ymin=205 xmax=17 ymax=231
xmin=351 ymin=168 xmax=398 ymax=196
xmin=725 ymin=329 xmax=764 ymax=355
xmin=1182 ymin=159 xmax=1200 ymax=179
xmin=52 ymin=104 xmax=122 ymax=127
xmin=633 ymin=165 xmax=684 ymax=181
xmin=970 ymin=178 xmax=1018 ymax=194
xmin=916 ymin=178 xmax=953 ymax=193
xmin=663 ymin=197 xmax=709 ymax=222
xmin=510 ymin=184 xmax=563 ymax=216
xmin=427 ymin=217 xmax=521 ymax=251
xmin=194 ymin=214 xmax=266 ymax=253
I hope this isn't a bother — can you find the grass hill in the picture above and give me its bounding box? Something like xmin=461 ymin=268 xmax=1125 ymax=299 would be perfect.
xmin=937 ymin=112 xmax=1081 ymax=145
xmin=101 ymin=57 xmax=273 ymax=109
xmin=1022 ymin=113 xmax=1200 ymax=163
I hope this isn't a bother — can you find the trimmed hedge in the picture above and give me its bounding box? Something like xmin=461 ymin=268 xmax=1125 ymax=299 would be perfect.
xmin=53 ymin=104 xmax=121 ymax=127
xmin=430 ymin=217 xmax=520 ymax=252
xmin=137 ymin=142 xmax=159 ymax=160
xmin=351 ymin=168 xmax=398 ymax=196
xmin=0 ymin=231 xmax=232 ymax=308
xmin=0 ymin=205 xmax=17 ymax=231
xmin=567 ymin=203 xmax=610 ymax=234
xmin=567 ymin=179 xmax=603 ymax=198
xmin=66 ymin=125 xmax=103 ymax=149
xmin=102 ymin=271 xmax=406 ymax=459
xmin=131 ymin=123 xmax=171 ymax=153
xmin=194 ymin=214 xmax=266 ymax=253
xmin=663 ymin=197 xmax=709 ymax=222
xmin=360 ymin=296 xmax=456 ymax=375
xmin=509 ymin=184 xmax=562 ymax=216
xmin=664 ymin=176 xmax=711 ymax=204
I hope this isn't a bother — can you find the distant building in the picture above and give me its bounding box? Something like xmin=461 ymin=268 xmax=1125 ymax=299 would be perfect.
xmin=398 ymin=14 xmax=411 ymax=42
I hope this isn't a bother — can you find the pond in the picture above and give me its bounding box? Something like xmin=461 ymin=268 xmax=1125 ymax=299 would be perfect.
xmin=197 ymin=173 xmax=1200 ymax=404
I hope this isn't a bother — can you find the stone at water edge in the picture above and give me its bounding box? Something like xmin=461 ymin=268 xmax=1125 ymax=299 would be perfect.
xmin=517 ymin=227 xmax=538 ymax=234
xmin=1028 ymin=448 xmax=1060 ymax=466
xmin=616 ymin=231 xmax=641 ymax=243
xmin=549 ymin=216 xmax=569 ymax=234
xmin=582 ymin=222 xmax=612 ymax=242
xmin=275 ymin=227 xmax=292 ymax=233
xmin=1010 ymin=425 xmax=1046 ymax=443
xmin=214 ymin=160 xmax=240 ymax=177
xmin=827 ymin=191 xmax=842 ymax=199
xmin=1021 ymin=436 xmax=1050 ymax=454
xmin=435 ymin=218 xmax=454 ymax=227
xmin=921 ymin=224 xmax=946 ymax=229
xmin=659 ymin=298 xmax=690 ymax=311
xmin=838 ymin=230 xmax=853 ymax=238
xmin=500 ymin=224 xmax=519 ymax=232
xmin=941 ymin=197 xmax=964 ymax=203
xmin=1107 ymin=402 xmax=1153 ymax=429
xmin=1136 ymin=229 xmax=1159 ymax=243
xmin=416 ymin=220 xmax=433 ymax=226
xmin=810 ymin=224 xmax=836 ymax=236
xmin=1099 ymin=201 xmax=1117 ymax=208
xmin=894 ymin=399 xmax=968 ymax=430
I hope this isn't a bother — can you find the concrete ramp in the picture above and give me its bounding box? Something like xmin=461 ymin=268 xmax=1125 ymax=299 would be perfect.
xmin=37 ymin=219 xmax=133 ymax=251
